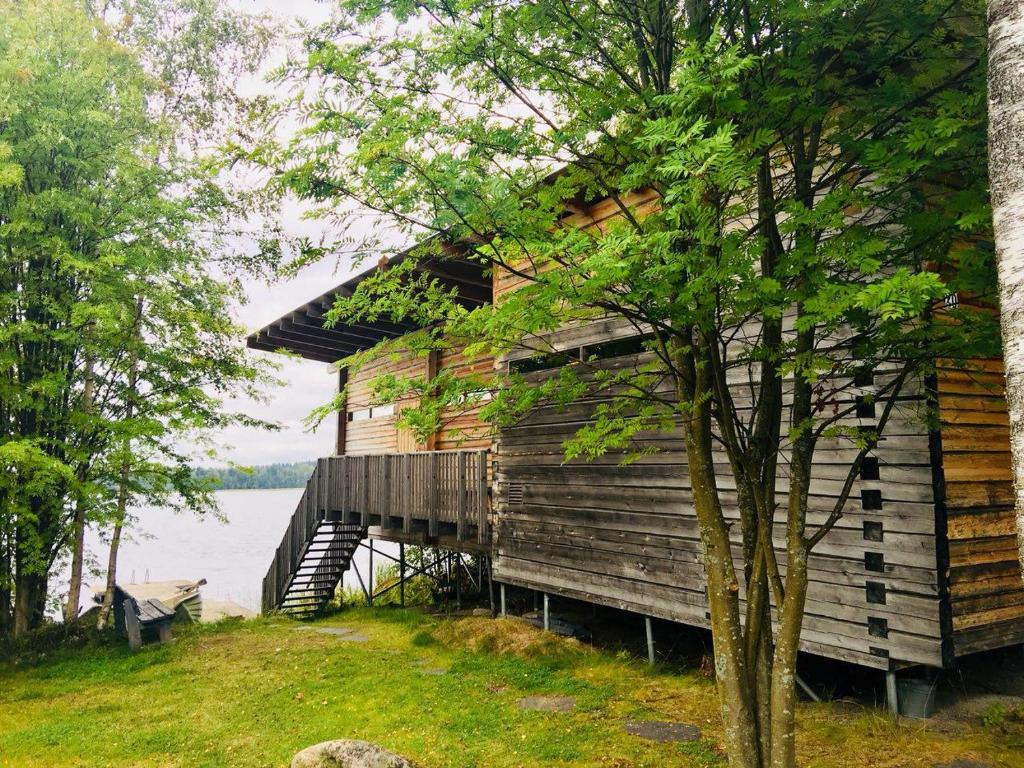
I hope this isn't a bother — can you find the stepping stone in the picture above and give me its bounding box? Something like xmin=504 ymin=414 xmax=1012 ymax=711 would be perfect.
xmin=315 ymin=627 xmax=356 ymax=636
xmin=420 ymin=667 xmax=448 ymax=676
xmin=624 ymin=720 xmax=701 ymax=743
xmin=292 ymin=626 xmax=367 ymax=642
xmin=471 ymin=608 xmax=493 ymax=617
xmin=517 ymin=695 xmax=576 ymax=712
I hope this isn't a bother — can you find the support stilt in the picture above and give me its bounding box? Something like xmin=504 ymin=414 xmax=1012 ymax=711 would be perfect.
xmin=487 ymin=558 xmax=495 ymax=616
xmin=645 ymin=616 xmax=655 ymax=666
xmin=543 ymin=593 xmax=550 ymax=632
xmin=796 ymin=674 xmax=821 ymax=703
xmin=455 ymin=553 xmax=462 ymax=609
xmin=368 ymin=540 xmax=374 ymax=607
xmin=399 ymin=543 xmax=405 ymax=608
xmin=886 ymin=670 xmax=899 ymax=715
xmin=500 ymin=583 xmax=507 ymax=617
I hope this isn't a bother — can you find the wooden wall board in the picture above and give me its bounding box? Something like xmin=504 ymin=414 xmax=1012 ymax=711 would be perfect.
xmin=935 ymin=359 xmax=1024 ymax=656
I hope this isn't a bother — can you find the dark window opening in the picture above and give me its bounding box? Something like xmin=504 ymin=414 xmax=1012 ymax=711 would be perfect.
xmin=864 ymin=521 xmax=884 ymax=542
xmin=510 ymin=350 xmax=577 ymax=374
xmin=868 ymin=617 xmax=889 ymax=639
xmin=855 ymin=395 xmax=876 ymax=419
xmin=861 ymin=457 xmax=880 ymax=481
xmin=861 ymin=489 xmax=883 ymax=510
xmin=865 ymin=552 xmax=885 ymax=572
xmin=582 ymin=334 xmax=649 ymax=362
xmin=866 ymin=581 xmax=887 ymax=605
xmin=854 ymin=368 xmax=875 ymax=388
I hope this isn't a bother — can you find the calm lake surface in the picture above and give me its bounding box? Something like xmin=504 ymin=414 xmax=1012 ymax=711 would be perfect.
xmin=80 ymin=488 xmax=396 ymax=612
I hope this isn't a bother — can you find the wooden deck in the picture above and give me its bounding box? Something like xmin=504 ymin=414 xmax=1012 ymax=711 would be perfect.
xmin=262 ymin=450 xmax=491 ymax=616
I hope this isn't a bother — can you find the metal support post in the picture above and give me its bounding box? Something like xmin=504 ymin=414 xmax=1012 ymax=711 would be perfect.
xmin=645 ymin=616 xmax=655 ymax=666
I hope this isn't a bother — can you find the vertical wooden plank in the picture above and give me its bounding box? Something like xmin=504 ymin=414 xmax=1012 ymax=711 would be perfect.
xmin=336 ymin=367 xmax=348 ymax=455
xmin=361 ymin=455 xmax=370 ymax=527
xmin=404 ymin=454 xmax=412 ymax=533
xmin=429 ymin=451 xmax=439 ymax=537
xmin=124 ymin=600 xmax=142 ymax=651
xmin=477 ymin=449 xmax=489 ymax=545
xmin=380 ymin=456 xmax=387 ymax=528
xmin=457 ymin=451 xmax=467 ymax=541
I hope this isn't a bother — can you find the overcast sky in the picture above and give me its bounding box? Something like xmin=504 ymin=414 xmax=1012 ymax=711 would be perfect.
xmin=212 ymin=0 xmax=360 ymax=467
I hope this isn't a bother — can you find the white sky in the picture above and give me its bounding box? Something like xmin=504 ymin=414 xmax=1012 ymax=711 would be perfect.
xmin=213 ymin=0 xmax=361 ymax=466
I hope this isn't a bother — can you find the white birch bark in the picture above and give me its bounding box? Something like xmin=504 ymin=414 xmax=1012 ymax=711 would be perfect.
xmin=988 ymin=0 xmax=1024 ymax=581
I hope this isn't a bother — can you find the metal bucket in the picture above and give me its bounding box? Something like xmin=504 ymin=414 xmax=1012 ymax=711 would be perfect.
xmin=897 ymin=677 xmax=938 ymax=719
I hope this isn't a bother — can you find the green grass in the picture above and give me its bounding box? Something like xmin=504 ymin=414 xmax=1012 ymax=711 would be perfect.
xmin=0 ymin=610 xmax=1020 ymax=767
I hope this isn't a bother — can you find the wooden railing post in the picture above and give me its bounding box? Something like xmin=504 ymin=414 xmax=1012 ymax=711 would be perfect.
xmin=403 ymin=454 xmax=412 ymax=533
xmin=361 ymin=455 xmax=370 ymax=528
xmin=457 ymin=451 xmax=468 ymax=541
xmin=381 ymin=455 xmax=392 ymax=530
xmin=477 ymin=449 xmax=489 ymax=545
xmin=429 ymin=452 xmax=439 ymax=537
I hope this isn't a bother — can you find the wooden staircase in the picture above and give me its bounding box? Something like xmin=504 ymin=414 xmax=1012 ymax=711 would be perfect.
xmin=261 ymin=450 xmax=491 ymax=617
xmin=261 ymin=462 xmax=365 ymax=617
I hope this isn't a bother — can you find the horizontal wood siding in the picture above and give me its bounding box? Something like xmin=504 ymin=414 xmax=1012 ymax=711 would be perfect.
xmin=494 ymin=337 xmax=944 ymax=669
xmin=435 ymin=346 xmax=494 ymax=451
xmin=937 ymin=359 xmax=1024 ymax=655
xmin=345 ymin=352 xmax=423 ymax=455
xmin=492 ymin=189 xmax=661 ymax=303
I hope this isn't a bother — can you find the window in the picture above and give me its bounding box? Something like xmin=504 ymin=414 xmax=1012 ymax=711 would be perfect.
xmin=510 ymin=350 xmax=576 ymax=374
xmin=582 ymin=334 xmax=649 ymax=361
xmin=457 ymin=390 xmax=493 ymax=405
xmin=347 ymin=403 xmax=395 ymax=422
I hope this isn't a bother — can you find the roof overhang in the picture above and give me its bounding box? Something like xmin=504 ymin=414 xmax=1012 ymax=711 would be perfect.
xmin=247 ymin=246 xmax=491 ymax=364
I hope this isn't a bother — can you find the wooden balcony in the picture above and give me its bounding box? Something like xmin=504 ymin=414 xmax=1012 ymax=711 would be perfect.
xmin=262 ymin=449 xmax=491 ymax=615
xmin=316 ymin=450 xmax=491 ymax=545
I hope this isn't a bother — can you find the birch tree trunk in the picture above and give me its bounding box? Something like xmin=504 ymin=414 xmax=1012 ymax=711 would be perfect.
xmin=987 ymin=0 xmax=1024 ymax=580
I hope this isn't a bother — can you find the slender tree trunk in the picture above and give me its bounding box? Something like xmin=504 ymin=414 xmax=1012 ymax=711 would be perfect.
xmin=677 ymin=341 xmax=763 ymax=768
xmin=65 ymin=359 xmax=95 ymax=623
xmin=96 ymin=302 xmax=142 ymax=630
xmin=987 ymin=0 xmax=1024 ymax=581
xmin=0 ymin=511 xmax=11 ymax=637
xmin=95 ymin=466 xmax=130 ymax=631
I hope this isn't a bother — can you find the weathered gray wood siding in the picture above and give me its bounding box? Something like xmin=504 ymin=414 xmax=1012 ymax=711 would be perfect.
xmin=492 ymin=319 xmax=945 ymax=670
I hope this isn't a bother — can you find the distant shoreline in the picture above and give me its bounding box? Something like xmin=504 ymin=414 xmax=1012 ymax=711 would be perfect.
xmin=194 ymin=462 xmax=315 ymax=491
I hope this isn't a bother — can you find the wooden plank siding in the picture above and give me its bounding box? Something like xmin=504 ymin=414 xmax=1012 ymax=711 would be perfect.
xmin=344 ymin=351 xmax=422 ymax=455
xmin=435 ymin=346 xmax=494 ymax=451
xmin=343 ymin=345 xmax=493 ymax=456
xmin=492 ymin=327 xmax=946 ymax=670
xmin=936 ymin=359 xmax=1024 ymax=655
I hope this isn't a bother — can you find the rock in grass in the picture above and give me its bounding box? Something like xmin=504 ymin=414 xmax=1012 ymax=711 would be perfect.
xmin=516 ymin=695 xmax=576 ymax=712
xmin=291 ymin=740 xmax=416 ymax=768
xmin=623 ymin=720 xmax=701 ymax=743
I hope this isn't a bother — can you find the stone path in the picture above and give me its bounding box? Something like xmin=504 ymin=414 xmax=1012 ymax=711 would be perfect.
xmin=623 ymin=720 xmax=701 ymax=743
xmin=516 ymin=695 xmax=577 ymax=712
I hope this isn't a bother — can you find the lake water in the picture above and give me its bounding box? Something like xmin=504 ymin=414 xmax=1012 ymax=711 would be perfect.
xmin=78 ymin=488 xmax=397 ymax=613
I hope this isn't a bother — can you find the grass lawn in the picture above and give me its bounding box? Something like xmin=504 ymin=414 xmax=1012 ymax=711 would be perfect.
xmin=0 ymin=609 xmax=1021 ymax=767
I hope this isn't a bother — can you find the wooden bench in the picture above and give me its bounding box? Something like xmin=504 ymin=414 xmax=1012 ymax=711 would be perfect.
xmin=113 ymin=587 xmax=175 ymax=651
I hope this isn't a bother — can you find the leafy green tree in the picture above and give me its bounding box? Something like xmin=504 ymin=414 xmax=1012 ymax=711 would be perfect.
xmin=0 ymin=0 xmax=274 ymax=636
xmin=251 ymin=1 xmax=995 ymax=766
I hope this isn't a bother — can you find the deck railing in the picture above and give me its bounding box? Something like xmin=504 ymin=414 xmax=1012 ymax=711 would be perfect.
xmin=262 ymin=449 xmax=491 ymax=614
xmin=316 ymin=450 xmax=491 ymax=542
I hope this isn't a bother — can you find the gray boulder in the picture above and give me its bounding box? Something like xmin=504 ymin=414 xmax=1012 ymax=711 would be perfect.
xmin=291 ymin=740 xmax=416 ymax=768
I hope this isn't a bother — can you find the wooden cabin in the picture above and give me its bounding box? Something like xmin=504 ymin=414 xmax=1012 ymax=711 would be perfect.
xmin=248 ymin=195 xmax=1023 ymax=684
